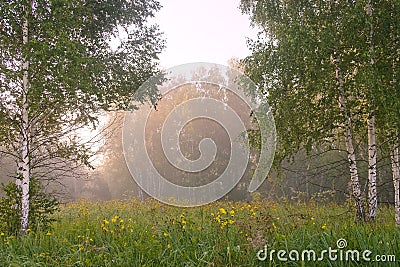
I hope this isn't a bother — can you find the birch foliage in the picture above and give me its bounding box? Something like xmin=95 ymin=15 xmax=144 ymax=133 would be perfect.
xmin=0 ymin=0 xmax=165 ymax=232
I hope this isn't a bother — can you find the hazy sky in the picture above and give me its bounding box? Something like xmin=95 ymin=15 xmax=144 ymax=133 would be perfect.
xmin=154 ymin=0 xmax=258 ymax=68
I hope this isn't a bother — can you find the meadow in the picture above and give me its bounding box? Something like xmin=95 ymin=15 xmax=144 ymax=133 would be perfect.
xmin=0 ymin=198 xmax=398 ymax=266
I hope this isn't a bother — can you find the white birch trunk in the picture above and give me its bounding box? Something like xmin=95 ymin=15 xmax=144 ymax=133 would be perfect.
xmin=390 ymin=142 xmax=400 ymax=226
xmin=18 ymin=1 xmax=31 ymax=233
xmin=334 ymin=53 xmax=365 ymax=221
xmin=366 ymin=0 xmax=378 ymax=222
xmin=367 ymin=116 xmax=377 ymax=220
xmin=390 ymin=0 xmax=400 ymax=227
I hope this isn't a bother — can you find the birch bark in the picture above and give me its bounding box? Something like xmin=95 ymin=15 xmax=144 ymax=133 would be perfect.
xmin=334 ymin=53 xmax=365 ymax=221
xmin=367 ymin=116 xmax=377 ymax=221
xmin=18 ymin=0 xmax=32 ymax=233
xmin=366 ymin=0 xmax=378 ymax=221
xmin=390 ymin=142 xmax=400 ymax=226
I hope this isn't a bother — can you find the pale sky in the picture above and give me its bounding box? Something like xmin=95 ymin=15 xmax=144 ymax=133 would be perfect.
xmin=154 ymin=0 xmax=258 ymax=68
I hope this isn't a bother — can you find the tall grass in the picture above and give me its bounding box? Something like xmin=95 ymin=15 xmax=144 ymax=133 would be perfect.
xmin=0 ymin=199 xmax=398 ymax=266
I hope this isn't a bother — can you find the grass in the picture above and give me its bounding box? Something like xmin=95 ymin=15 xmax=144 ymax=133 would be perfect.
xmin=0 ymin=198 xmax=399 ymax=266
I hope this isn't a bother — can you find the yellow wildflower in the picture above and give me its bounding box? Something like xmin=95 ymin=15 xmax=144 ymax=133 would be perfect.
xmin=111 ymin=216 xmax=119 ymax=223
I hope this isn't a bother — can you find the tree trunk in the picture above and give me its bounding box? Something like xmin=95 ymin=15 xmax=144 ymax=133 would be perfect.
xmin=367 ymin=116 xmax=377 ymax=221
xmin=366 ymin=0 xmax=378 ymax=222
xmin=334 ymin=53 xmax=365 ymax=221
xmin=18 ymin=1 xmax=31 ymax=233
xmin=390 ymin=0 xmax=400 ymax=228
xmin=390 ymin=141 xmax=400 ymax=226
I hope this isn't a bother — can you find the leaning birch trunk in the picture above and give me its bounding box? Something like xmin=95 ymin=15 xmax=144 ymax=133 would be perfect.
xmin=18 ymin=1 xmax=31 ymax=233
xmin=390 ymin=141 xmax=400 ymax=226
xmin=366 ymin=0 xmax=378 ymax=222
xmin=334 ymin=53 xmax=365 ymax=221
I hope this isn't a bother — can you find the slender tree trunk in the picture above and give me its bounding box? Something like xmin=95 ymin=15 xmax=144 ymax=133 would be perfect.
xmin=390 ymin=141 xmax=400 ymax=226
xmin=334 ymin=53 xmax=365 ymax=221
xmin=367 ymin=116 xmax=377 ymax=220
xmin=18 ymin=1 xmax=31 ymax=233
xmin=366 ymin=0 xmax=378 ymax=222
xmin=390 ymin=0 xmax=400 ymax=226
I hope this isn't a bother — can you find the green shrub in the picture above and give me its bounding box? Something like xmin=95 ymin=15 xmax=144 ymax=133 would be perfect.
xmin=0 ymin=177 xmax=59 ymax=234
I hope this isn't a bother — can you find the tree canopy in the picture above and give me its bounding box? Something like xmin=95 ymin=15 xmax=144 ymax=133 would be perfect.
xmin=0 ymin=0 xmax=165 ymax=232
xmin=240 ymin=0 xmax=400 ymax=221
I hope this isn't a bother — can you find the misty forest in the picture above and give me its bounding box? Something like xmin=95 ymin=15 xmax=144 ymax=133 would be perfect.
xmin=0 ymin=0 xmax=400 ymax=266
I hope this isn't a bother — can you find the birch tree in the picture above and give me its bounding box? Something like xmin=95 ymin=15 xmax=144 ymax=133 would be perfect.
xmin=241 ymin=0 xmax=400 ymax=222
xmin=357 ymin=0 xmax=400 ymax=223
xmin=0 ymin=0 xmax=164 ymax=233
xmin=390 ymin=0 xmax=400 ymax=226
xmin=390 ymin=141 xmax=400 ymax=225
xmin=240 ymin=0 xmax=370 ymax=220
xmin=385 ymin=0 xmax=400 ymax=225
xmin=365 ymin=0 xmax=377 ymax=221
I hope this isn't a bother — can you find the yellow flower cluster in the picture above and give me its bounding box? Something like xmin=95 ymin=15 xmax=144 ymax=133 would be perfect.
xmin=237 ymin=204 xmax=257 ymax=217
xmin=180 ymin=213 xmax=187 ymax=230
xmin=101 ymin=215 xmax=133 ymax=234
xmin=212 ymin=207 xmax=235 ymax=229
